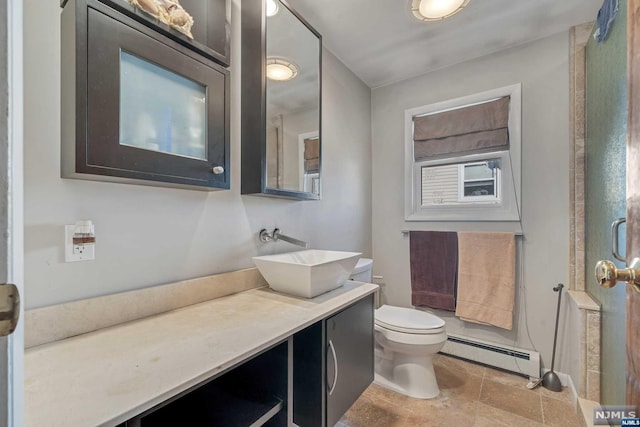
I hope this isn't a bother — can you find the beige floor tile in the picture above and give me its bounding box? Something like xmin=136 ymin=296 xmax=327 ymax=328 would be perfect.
xmin=435 ymin=363 xmax=483 ymax=401
xmin=340 ymin=394 xmax=406 ymax=427
xmin=541 ymin=395 xmax=581 ymax=427
xmin=403 ymin=399 xmax=477 ymax=427
xmin=363 ymin=383 xmax=410 ymax=405
xmin=475 ymin=402 xmax=545 ymax=427
xmin=483 ymin=366 xmax=531 ymax=388
xmin=479 ymin=379 xmax=544 ymax=423
xmin=473 ymin=415 xmax=506 ymax=427
xmin=406 ymin=392 xmax=477 ymax=415
xmin=435 ymin=354 xmax=485 ymax=378
xmin=538 ymin=385 xmax=575 ymax=405
xmin=343 ymin=357 xmax=575 ymax=427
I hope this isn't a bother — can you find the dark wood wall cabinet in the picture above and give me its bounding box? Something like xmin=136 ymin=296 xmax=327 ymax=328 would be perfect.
xmin=61 ymin=0 xmax=230 ymax=191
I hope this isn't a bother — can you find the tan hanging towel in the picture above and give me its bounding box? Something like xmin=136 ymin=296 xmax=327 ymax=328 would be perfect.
xmin=454 ymin=232 xmax=515 ymax=330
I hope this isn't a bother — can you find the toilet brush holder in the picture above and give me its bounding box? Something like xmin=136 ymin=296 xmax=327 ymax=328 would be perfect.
xmin=542 ymin=283 xmax=564 ymax=392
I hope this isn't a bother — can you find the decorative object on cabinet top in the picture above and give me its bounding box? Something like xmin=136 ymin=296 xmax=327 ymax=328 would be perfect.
xmin=128 ymin=0 xmax=195 ymax=39
xmin=79 ymin=0 xmax=231 ymax=67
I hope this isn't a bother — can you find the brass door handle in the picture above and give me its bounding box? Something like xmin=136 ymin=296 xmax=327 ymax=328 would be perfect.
xmin=595 ymin=257 xmax=640 ymax=293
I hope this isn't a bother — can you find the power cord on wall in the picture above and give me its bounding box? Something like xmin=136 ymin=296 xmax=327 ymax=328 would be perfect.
xmin=509 ymin=234 xmax=545 ymax=384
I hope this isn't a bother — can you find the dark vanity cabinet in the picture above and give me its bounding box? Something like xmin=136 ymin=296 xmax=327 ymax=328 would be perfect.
xmin=116 ymin=295 xmax=374 ymax=427
xmin=127 ymin=341 xmax=289 ymax=426
xmin=294 ymin=295 xmax=375 ymax=427
xmin=61 ymin=0 xmax=230 ymax=190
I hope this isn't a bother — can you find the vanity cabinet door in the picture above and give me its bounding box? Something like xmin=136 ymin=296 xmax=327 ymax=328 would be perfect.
xmin=62 ymin=0 xmax=230 ymax=191
xmin=292 ymin=295 xmax=374 ymax=427
xmin=325 ymin=295 xmax=374 ymax=427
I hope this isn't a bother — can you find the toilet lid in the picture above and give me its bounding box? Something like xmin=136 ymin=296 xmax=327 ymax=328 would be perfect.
xmin=375 ymin=305 xmax=445 ymax=334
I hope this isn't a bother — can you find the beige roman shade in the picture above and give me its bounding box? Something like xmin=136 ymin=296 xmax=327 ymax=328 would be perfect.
xmin=304 ymin=138 xmax=320 ymax=173
xmin=413 ymin=96 xmax=510 ymax=161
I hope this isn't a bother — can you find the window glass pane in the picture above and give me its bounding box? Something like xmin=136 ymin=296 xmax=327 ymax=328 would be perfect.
xmin=464 ymin=162 xmax=496 ymax=180
xmin=421 ymin=163 xmax=458 ymax=205
xmin=464 ymin=180 xmax=495 ymax=196
xmin=420 ymin=158 xmax=501 ymax=206
xmin=119 ymin=51 xmax=207 ymax=160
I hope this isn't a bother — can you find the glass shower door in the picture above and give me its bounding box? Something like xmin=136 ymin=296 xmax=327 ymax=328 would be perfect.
xmin=584 ymin=5 xmax=627 ymax=405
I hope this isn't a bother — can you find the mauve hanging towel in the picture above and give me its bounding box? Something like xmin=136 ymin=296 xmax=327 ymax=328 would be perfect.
xmin=409 ymin=231 xmax=458 ymax=311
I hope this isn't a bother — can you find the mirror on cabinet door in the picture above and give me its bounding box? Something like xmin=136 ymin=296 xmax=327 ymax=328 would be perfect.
xmin=241 ymin=0 xmax=322 ymax=199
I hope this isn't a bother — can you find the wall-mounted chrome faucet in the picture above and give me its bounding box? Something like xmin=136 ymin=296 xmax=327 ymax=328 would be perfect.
xmin=259 ymin=228 xmax=310 ymax=248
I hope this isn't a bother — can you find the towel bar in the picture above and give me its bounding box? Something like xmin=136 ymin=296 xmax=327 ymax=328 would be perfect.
xmin=401 ymin=230 xmax=524 ymax=236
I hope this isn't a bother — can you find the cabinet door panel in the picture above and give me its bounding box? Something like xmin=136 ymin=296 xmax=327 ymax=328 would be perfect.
xmin=326 ymin=295 xmax=374 ymax=426
xmin=84 ymin=6 xmax=229 ymax=189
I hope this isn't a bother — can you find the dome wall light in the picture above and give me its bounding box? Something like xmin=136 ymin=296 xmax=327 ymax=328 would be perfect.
xmin=266 ymin=0 xmax=279 ymax=17
xmin=411 ymin=0 xmax=470 ymax=22
xmin=266 ymin=58 xmax=299 ymax=81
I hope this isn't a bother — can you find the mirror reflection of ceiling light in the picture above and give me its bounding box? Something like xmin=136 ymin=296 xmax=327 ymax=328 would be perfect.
xmin=266 ymin=58 xmax=299 ymax=81
xmin=411 ymin=0 xmax=470 ymax=21
xmin=266 ymin=0 xmax=279 ymax=17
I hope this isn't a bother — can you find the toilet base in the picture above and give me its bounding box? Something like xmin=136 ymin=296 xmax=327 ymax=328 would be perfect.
xmin=374 ymin=353 xmax=440 ymax=399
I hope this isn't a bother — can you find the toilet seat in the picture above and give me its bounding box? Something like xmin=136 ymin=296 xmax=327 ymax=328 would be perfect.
xmin=375 ymin=305 xmax=445 ymax=335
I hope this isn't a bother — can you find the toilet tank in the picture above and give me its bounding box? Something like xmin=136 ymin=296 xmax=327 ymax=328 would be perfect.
xmin=350 ymin=258 xmax=373 ymax=282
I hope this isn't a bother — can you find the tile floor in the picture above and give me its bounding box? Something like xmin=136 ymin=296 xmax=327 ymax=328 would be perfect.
xmin=338 ymin=354 xmax=581 ymax=427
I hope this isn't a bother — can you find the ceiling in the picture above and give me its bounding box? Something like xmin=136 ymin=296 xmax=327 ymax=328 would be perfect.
xmin=285 ymin=0 xmax=603 ymax=88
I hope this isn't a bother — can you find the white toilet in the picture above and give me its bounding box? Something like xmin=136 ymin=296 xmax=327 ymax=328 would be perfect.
xmin=350 ymin=258 xmax=447 ymax=399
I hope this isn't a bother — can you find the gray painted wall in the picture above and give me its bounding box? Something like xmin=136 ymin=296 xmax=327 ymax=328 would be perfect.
xmin=23 ymin=0 xmax=372 ymax=308
xmin=371 ymin=32 xmax=577 ymax=379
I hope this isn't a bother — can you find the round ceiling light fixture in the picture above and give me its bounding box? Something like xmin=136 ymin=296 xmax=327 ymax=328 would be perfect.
xmin=411 ymin=0 xmax=470 ymax=22
xmin=266 ymin=58 xmax=299 ymax=81
xmin=266 ymin=0 xmax=279 ymax=17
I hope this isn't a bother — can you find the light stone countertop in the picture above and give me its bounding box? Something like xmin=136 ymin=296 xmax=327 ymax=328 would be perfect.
xmin=25 ymin=282 xmax=377 ymax=427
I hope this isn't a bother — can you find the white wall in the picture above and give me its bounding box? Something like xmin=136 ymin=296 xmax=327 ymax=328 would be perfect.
xmin=372 ymin=32 xmax=575 ymax=376
xmin=23 ymin=0 xmax=372 ymax=308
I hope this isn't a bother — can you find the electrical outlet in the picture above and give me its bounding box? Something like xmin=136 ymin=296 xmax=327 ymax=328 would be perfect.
xmin=65 ymin=225 xmax=95 ymax=262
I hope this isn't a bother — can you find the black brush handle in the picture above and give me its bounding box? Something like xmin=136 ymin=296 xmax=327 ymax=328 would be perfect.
xmin=550 ymin=283 xmax=564 ymax=372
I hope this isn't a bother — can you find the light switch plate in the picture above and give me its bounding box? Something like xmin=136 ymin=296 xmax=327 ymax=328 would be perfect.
xmin=64 ymin=225 xmax=95 ymax=262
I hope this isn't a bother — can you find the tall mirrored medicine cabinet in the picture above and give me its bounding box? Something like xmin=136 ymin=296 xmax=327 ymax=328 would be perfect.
xmin=241 ymin=0 xmax=323 ymax=200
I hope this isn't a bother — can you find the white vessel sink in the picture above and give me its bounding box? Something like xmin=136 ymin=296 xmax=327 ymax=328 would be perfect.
xmin=253 ymin=250 xmax=362 ymax=298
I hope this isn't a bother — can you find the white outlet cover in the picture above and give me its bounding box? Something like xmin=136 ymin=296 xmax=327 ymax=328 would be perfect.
xmin=64 ymin=225 xmax=95 ymax=262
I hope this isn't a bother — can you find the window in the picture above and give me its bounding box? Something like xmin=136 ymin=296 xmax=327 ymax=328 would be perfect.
xmin=404 ymin=84 xmax=521 ymax=221
xmin=458 ymin=160 xmax=500 ymax=202
xmin=419 ymin=159 xmax=502 ymax=206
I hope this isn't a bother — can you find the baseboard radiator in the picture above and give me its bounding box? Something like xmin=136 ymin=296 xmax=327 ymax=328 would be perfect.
xmin=440 ymin=333 xmax=541 ymax=379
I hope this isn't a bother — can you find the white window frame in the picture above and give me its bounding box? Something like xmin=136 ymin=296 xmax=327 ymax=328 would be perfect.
xmin=405 ymin=84 xmax=522 ymax=222
xmin=456 ymin=161 xmax=501 ymax=203
xmin=298 ymin=131 xmax=320 ymax=194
